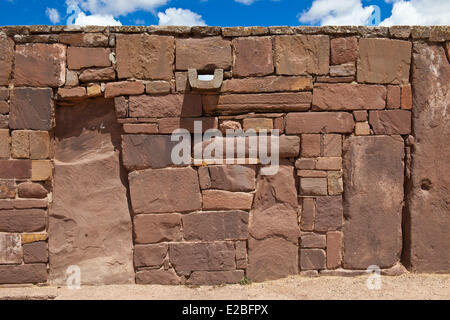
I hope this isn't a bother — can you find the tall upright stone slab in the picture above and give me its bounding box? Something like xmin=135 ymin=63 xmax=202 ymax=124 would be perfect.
xmin=407 ymin=42 xmax=450 ymax=272
xmin=343 ymin=136 xmax=404 ymax=269
xmin=49 ymin=98 xmax=134 ymax=285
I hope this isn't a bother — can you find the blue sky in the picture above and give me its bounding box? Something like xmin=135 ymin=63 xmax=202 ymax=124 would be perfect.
xmin=0 ymin=0 xmax=448 ymax=27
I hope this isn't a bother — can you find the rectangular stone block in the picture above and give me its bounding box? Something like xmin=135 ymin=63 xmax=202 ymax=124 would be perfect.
xmin=187 ymin=270 xmax=244 ymax=285
xmin=116 ymin=35 xmax=174 ymax=80
xmin=323 ymin=134 xmax=342 ymax=157
xmin=158 ymin=117 xmax=218 ymax=134
xmin=79 ymin=67 xmax=115 ymax=82
xmin=312 ymin=84 xmax=386 ymax=111
xmin=316 ymin=157 xmax=342 ymax=170
xmin=104 ymin=81 xmax=145 ymax=98
xmin=286 ymin=112 xmax=355 ymax=134
xmin=330 ymin=62 xmax=355 ymax=77
xmin=331 ymin=37 xmax=358 ymax=65
xmin=10 ymin=88 xmax=53 ymax=130
xmin=11 ymin=130 xmax=29 ymax=159
xmin=183 ymin=211 xmax=249 ymax=241
xmin=129 ymin=167 xmax=201 ymax=214
xmin=67 ymin=47 xmax=111 ymax=70
xmin=300 ymin=233 xmax=326 ymax=248
xmin=145 ymin=81 xmax=171 ymax=94
xmin=242 ymin=118 xmax=273 ymax=132
xmin=0 ymin=34 xmax=14 ymax=86
xmin=315 ymin=196 xmax=343 ymax=232
xmin=327 ymin=231 xmax=343 ymax=269
xmin=208 ymin=165 xmax=256 ymax=192
xmin=135 ymin=268 xmax=181 ymax=285
xmin=133 ymin=214 xmax=182 ymax=244
xmin=233 ymin=37 xmax=273 ymax=77
xmin=123 ymin=123 xmax=158 ymax=134
xmin=30 ymin=131 xmax=51 ymax=159
xmin=328 ymin=171 xmax=344 ymax=195
xmin=300 ymin=249 xmax=326 ymax=271
xmin=301 ymin=134 xmax=320 ymax=158
xmin=387 ymin=85 xmax=401 ymax=109
xmin=221 ymin=76 xmax=313 ymax=93
xmin=202 ymin=190 xmax=254 ymax=211
xmin=369 ymin=110 xmax=411 ymax=135
xmin=300 ymin=198 xmax=315 ymax=231
xmin=176 ymin=37 xmax=231 ymax=71
xmin=31 ymin=160 xmax=53 ymax=181
xmin=23 ymin=241 xmax=47 ymax=263
xmin=0 ymin=209 xmax=46 ymax=233
xmin=274 ymin=35 xmax=329 ymax=75
xmin=0 ymin=233 xmax=22 ymax=264
xmin=0 ymin=181 xmax=15 ymax=199
xmin=129 ymin=94 xmax=202 ymax=118
xmin=134 ymin=243 xmax=168 ymax=268
xmin=0 ymin=160 xmax=31 ymax=179
xmin=0 ymin=129 xmax=10 ymax=159
xmin=0 ymin=264 xmax=47 ymax=284
xmin=300 ymin=178 xmax=328 ymax=196
xmin=401 ymin=84 xmax=412 ymax=110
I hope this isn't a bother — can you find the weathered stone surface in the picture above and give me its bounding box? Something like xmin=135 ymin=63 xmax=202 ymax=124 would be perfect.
xmin=122 ymin=135 xmax=179 ymax=171
xmin=300 ymin=178 xmax=328 ymax=196
xmin=330 ymin=62 xmax=355 ymax=77
xmin=279 ymin=135 xmax=300 ymax=158
xmin=387 ymin=85 xmax=401 ymax=109
xmin=0 ymin=264 xmax=47 ymax=284
xmin=0 ymin=181 xmax=15 ymax=199
xmin=327 ymin=231 xmax=343 ymax=269
xmin=134 ymin=214 xmax=182 ymax=244
xmin=169 ymin=242 xmax=236 ymax=275
xmin=242 ymin=118 xmax=273 ymax=132
xmin=0 ymin=233 xmax=22 ymax=264
xmin=49 ymin=98 xmax=134 ymax=285
xmin=357 ymin=38 xmax=412 ymax=84
xmin=274 ymin=35 xmax=329 ymax=75
xmin=203 ymin=190 xmax=254 ymax=211
xmin=183 ymin=211 xmax=249 ymax=241
xmin=146 ymin=81 xmax=171 ymax=94
xmin=79 ymin=67 xmax=116 ymax=82
xmin=14 ymin=43 xmax=66 ymax=87
xmin=343 ymin=136 xmax=404 ymax=269
xmin=23 ymin=241 xmax=47 ymax=263
xmin=300 ymin=197 xmax=315 ymax=231
xmin=136 ymin=268 xmax=181 ymax=285
xmin=369 ymin=110 xmax=411 ymax=135
xmin=323 ymin=134 xmax=342 ymax=157
xmin=67 ymin=47 xmax=110 ymax=70
xmin=129 ymin=94 xmax=202 ymax=118
xmin=0 ymin=209 xmax=45 ymax=233
xmin=0 ymin=160 xmax=31 ymax=179
xmin=233 ymin=37 xmax=273 ymax=77
xmin=316 ymin=157 xmax=342 ymax=170
xmin=57 ymin=87 xmax=86 ymax=101
xmin=65 ymin=70 xmax=79 ymax=87
xmin=59 ymin=33 xmax=109 ymax=47
xmin=301 ymin=134 xmax=320 ymax=158
xmin=355 ymin=122 xmax=371 ymax=136
xmin=116 ymin=35 xmax=174 ymax=80
xmin=331 ymin=37 xmax=358 ymax=65
xmin=204 ymin=92 xmax=311 ymax=114
xmin=312 ymin=84 xmax=386 ymax=111
xmin=129 ymin=167 xmax=201 ymax=214
xmin=401 ymin=84 xmax=412 ymax=110
xmin=123 ymin=123 xmax=158 ymax=134
xmin=10 ymin=88 xmax=53 ymax=130
xmin=353 ymin=110 xmax=368 ymax=122
xmin=188 ymin=270 xmax=244 ymax=285
xmin=134 ymin=243 xmax=168 ymax=268
xmin=208 ymin=165 xmax=256 ymax=192
xmin=286 ymin=112 xmax=354 ymax=134
xmin=300 ymin=249 xmax=326 ymax=270
xmin=247 ymin=164 xmax=299 ymax=281
xmin=18 ymin=182 xmax=47 ymax=199
xmin=104 ymin=81 xmax=145 ymax=98
xmin=221 ymin=76 xmax=313 ymax=93
xmin=328 ymin=171 xmax=343 ymax=195
xmin=407 ymin=42 xmax=450 ymax=272
xmin=315 ymin=196 xmax=343 ymax=231
xmin=0 ymin=129 xmax=10 ymax=159
xmin=300 ymin=233 xmax=326 ymax=248
xmin=0 ymin=34 xmax=14 ymax=85
xmin=176 ymin=37 xmax=231 ymax=71
xmin=30 ymin=131 xmax=50 ymax=160
xmin=31 ymin=160 xmax=52 ymax=181
xmin=11 ymin=130 xmax=29 ymax=159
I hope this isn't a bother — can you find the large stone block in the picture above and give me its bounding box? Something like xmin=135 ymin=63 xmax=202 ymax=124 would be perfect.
xmin=233 ymin=37 xmax=273 ymax=77
xmin=49 ymin=99 xmax=134 ymax=285
xmin=129 ymin=94 xmax=202 ymax=118
xmin=274 ymin=35 xmax=329 ymax=75
xmin=312 ymin=84 xmax=386 ymax=111
xmin=14 ymin=43 xmax=66 ymax=87
xmin=331 ymin=37 xmax=358 ymax=65
xmin=369 ymin=110 xmax=411 ymax=135
xmin=357 ymin=38 xmax=411 ymax=84
xmin=116 ymin=34 xmax=174 ymax=80
xmin=0 ymin=209 xmax=46 ymax=233
xmin=9 ymin=88 xmax=53 ymax=130
xmin=134 ymin=214 xmax=182 ymax=244
xmin=176 ymin=37 xmax=232 ymax=71
xmin=67 ymin=47 xmax=111 ymax=70
xmin=286 ymin=112 xmax=354 ymax=134
xmin=0 ymin=264 xmax=47 ymax=284
xmin=0 ymin=34 xmax=14 ymax=85
xmin=134 ymin=243 xmax=168 ymax=268
xmin=208 ymin=165 xmax=256 ymax=192
xmin=129 ymin=167 xmax=201 ymax=214
xmin=0 ymin=160 xmax=31 ymax=179
xmin=343 ymin=136 xmax=404 ymax=269
xmin=407 ymin=42 xmax=450 ymax=272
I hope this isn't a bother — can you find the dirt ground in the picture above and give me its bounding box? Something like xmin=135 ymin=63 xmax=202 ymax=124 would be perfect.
xmin=0 ymin=273 xmax=449 ymax=300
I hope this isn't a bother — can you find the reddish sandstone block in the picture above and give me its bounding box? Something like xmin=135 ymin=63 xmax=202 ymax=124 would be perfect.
xmin=369 ymin=110 xmax=411 ymax=135
xmin=355 ymin=122 xmax=371 ymax=136
xmin=242 ymin=118 xmax=273 ymax=132
xmin=279 ymin=135 xmax=300 ymax=158
xmin=134 ymin=243 xmax=168 ymax=268
xmin=59 ymin=33 xmax=109 ymax=47
xmin=401 ymin=84 xmax=412 ymax=110
xmin=104 ymin=81 xmax=145 ymax=98
xmin=158 ymin=117 xmax=218 ymax=134
xmin=208 ymin=165 xmax=256 ymax=192
xmin=312 ymin=84 xmax=386 ymax=111
xmin=0 ymin=101 xmax=8 ymax=114
xmin=0 ymin=160 xmax=31 ymax=179
xmin=331 ymin=37 xmax=358 ymax=65
xmin=0 ymin=264 xmax=47 ymax=284
xmin=136 ymin=268 xmax=181 ymax=285
xmin=300 ymin=178 xmax=328 ymax=196
xmin=286 ymin=112 xmax=354 ymax=134
xmin=0 ymin=34 xmax=14 ymax=85
xmin=114 ymin=96 xmax=128 ymax=118
xmin=67 ymin=47 xmax=111 ymax=70
xmin=10 ymin=88 xmax=53 ymax=130
xmin=316 ymin=157 xmax=342 ymax=170
xmin=301 ymin=197 xmax=315 ymax=231
xmin=0 ymin=181 xmax=15 ymax=199
xmin=0 ymin=129 xmax=10 ymax=159
xmin=323 ymin=134 xmax=342 ymax=157
xmin=387 ymin=85 xmax=401 ymax=109
xmin=18 ymin=182 xmax=47 ymax=199
xmin=146 ymin=81 xmax=171 ymax=94
xmin=329 ymin=62 xmax=356 ymax=77
xmin=353 ymin=110 xmax=368 ymax=122
xmin=233 ymin=37 xmax=274 ymax=77
xmin=297 ymin=170 xmax=327 ymax=178
xmin=188 ymin=270 xmax=244 ymax=285
xmin=315 ymin=196 xmax=343 ymax=232
xmin=300 ymin=233 xmax=326 ymax=248
xmin=301 ymin=134 xmax=320 ymax=158
xmin=23 ymin=241 xmax=48 ymax=263
xmin=79 ymin=67 xmax=116 ymax=82
xmin=300 ymin=249 xmax=326 ymax=270
xmin=129 ymin=94 xmax=202 ymax=118
xmin=134 ymin=214 xmax=182 ymax=244
xmin=14 ymin=43 xmax=66 ymax=87
xmin=274 ymin=35 xmax=329 ymax=75
xmin=57 ymin=87 xmax=86 ymax=101
xmin=176 ymin=37 xmax=231 ymax=71
xmin=357 ymin=38 xmax=412 ymax=84
xmin=183 ymin=211 xmax=249 ymax=241
xmin=296 ymin=158 xmax=316 ymax=170
xmin=327 ymin=231 xmax=343 ymax=269
xmin=0 ymin=209 xmax=46 ymax=233
xmin=202 ymin=190 xmax=254 ymax=211
xmin=123 ymin=123 xmax=158 ymax=134
xmin=29 ymin=131 xmax=50 ymax=160
xmin=31 ymin=160 xmax=52 ymax=181
xmin=221 ymin=76 xmax=313 ymax=93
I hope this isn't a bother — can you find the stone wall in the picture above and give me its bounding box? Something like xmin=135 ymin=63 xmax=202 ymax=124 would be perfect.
xmin=0 ymin=25 xmax=449 ymax=285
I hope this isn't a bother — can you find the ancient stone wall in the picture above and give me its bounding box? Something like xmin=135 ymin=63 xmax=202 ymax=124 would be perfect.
xmin=0 ymin=25 xmax=448 ymax=285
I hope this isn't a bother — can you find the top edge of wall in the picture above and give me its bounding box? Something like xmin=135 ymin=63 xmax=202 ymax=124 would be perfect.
xmin=0 ymin=25 xmax=449 ymax=41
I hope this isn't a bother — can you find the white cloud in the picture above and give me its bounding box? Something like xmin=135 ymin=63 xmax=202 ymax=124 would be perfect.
xmin=73 ymin=12 xmax=122 ymax=26
xmin=235 ymin=0 xmax=257 ymax=4
xmin=158 ymin=8 xmax=206 ymax=26
xmin=46 ymin=7 xmax=61 ymax=24
xmin=67 ymin=0 xmax=169 ymax=16
xmin=380 ymin=0 xmax=450 ymax=26
xmin=298 ymin=0 xmax=375 ymax=26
